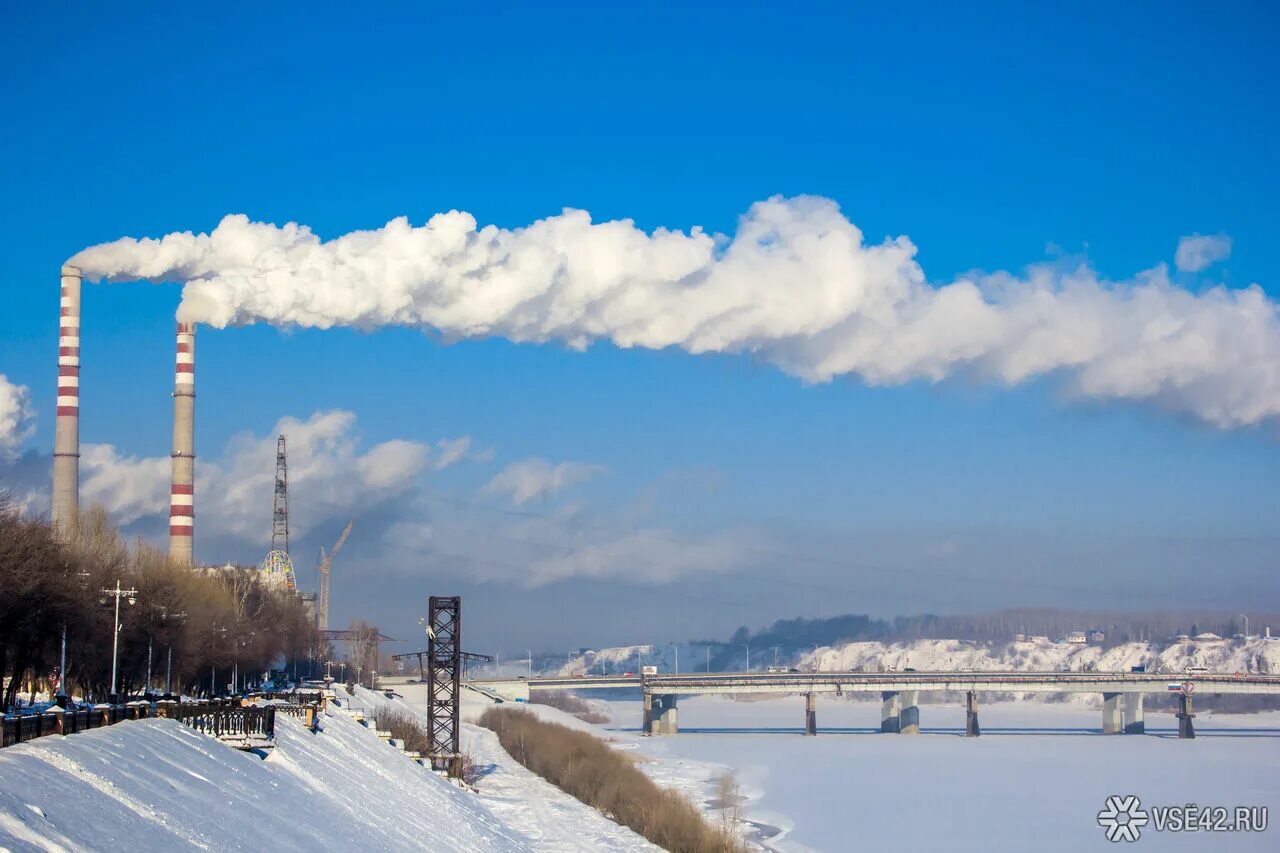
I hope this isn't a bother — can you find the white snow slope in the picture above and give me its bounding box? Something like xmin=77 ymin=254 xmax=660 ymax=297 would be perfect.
xmin=356 ymin=685 xmax=661 ymax=852
xmin=0 ymin=701 xmax=530 ymax=851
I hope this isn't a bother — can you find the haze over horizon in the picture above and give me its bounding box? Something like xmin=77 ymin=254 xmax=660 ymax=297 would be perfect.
xmin=2 ymin=3 xmax=1277 ymax=653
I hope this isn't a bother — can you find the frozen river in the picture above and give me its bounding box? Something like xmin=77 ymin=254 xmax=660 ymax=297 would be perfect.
xmin=596 ymin=695 xmax=1280 ymax=852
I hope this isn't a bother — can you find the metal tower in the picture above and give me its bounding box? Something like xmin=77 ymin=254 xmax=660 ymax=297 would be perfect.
xmin=272 ymin=435 xmax=289 ymax=553
xmin=427 ymin=596 xmax=462 ymax=776
xmin=262 ymin=434 xmax=296 ymax=592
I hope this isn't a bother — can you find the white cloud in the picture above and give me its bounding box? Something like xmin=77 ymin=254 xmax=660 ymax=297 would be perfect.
xmin=70 ymin=197 xmax=1280 ymax=429
xmin=79 ymin=410 xmax=430 ymax=543
xmin=1175 ymin=233 xmax=1232 ymax=273
xmin=80 ymin=444 xmax=170 ymax=524
xmin=0 ymin=374 xmax=34 ymax=460
xmin=525 ymin=528 xmax=742 ymax=586
xmin=431 ymin=436 xmax=473 ymax=470
xmin=485 ymin=458 xmax=602 ymax=505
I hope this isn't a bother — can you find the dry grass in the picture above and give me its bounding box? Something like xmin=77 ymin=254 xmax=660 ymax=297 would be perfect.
xmin=529 ymin=690 xmax=611 ymax=724
xmin=373 ymin=705 xmax=483 ymax=786
xmin=480 ymin=707 xmax=744 ymax=852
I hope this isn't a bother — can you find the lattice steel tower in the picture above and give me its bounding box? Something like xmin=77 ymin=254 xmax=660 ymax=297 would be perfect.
xmin=272 ymin=435 xmax=289 ymax=553
xmin=427 ymin=596 xmax=462 ymax=776
xmin=262 ymin=434 xmax=296 ymax=592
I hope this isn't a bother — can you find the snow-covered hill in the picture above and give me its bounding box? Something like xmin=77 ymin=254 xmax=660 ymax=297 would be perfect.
xmin=799 ymin=636 xmax=1280 ymax=676
xmin=0 ymin=699 xmax=530 ymax=851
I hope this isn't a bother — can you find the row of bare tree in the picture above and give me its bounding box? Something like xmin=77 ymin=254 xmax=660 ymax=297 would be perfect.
xmin=1 ymin=498 xmax=322 ymax=710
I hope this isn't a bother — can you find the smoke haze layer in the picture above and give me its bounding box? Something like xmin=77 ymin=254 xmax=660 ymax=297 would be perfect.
xmin=70 ymin=195 xmax=1280 ymax=429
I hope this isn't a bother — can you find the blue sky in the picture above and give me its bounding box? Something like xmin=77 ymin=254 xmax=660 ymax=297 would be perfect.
xmin=1 ymin=3 xmax=1277 ymax=651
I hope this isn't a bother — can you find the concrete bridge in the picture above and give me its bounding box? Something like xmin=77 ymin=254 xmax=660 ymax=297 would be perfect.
xmin=468 ymin=670 xmax=1280 ymax=740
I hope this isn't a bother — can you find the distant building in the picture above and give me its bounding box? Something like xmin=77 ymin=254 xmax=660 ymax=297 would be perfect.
xmin=1193 ymin=632 xmax=1223 ymax=641
xmin=1066 ymin=631 xmax=1087 ymax=644
xmin=1087 ymin=630 xmax=1106 ymax=644
xmin=1029 ymin=635 xmax=1051 ymax=645
xmin=1014 ymin=633 xmax=1027 ymax=642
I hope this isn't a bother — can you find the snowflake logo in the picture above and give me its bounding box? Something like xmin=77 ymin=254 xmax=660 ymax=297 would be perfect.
xmin=1097 ymin=795 xmax=1149 ymax=842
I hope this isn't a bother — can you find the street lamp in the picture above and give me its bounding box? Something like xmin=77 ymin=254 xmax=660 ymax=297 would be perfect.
xmin=99 ymin=581 xmax=138 ymax=703
xmin=56 ymin=569 xmax=92 ymax=708
xmin=742 ymin=643 xmax=751 ymax=672
xmin=526 ymin=649 xmax=533 ymax=679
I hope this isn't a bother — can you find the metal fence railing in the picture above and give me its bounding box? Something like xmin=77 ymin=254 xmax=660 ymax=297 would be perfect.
xmin=2 ymin=697 xmax=322 ymax=750
xmin=1 ymin=703 xmax=146 ymax=749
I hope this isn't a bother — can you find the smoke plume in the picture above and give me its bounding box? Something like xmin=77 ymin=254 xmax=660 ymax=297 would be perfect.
xmin=70 ymin=196 xmax=1280 ymax=428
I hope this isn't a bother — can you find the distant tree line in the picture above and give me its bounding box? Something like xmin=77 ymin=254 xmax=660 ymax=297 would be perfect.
xmin=0 ymin=496 xmax=321 ymax=710
xmin=705 ymin=607 xmax=1280 ymax=667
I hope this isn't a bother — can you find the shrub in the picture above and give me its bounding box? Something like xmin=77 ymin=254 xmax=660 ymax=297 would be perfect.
xmin=480 ymin=707 xmax=743 ymax=852
xmin=373 ymin=704 xmax=484 ymax=786
xmin=529 ymin=690 xmax=611 ymax=724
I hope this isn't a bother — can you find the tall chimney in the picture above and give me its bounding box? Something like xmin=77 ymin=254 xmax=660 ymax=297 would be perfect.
xmin=168 ymin=322 xmax=196 ymax=564
xmin=51 ymin=265 xmax=82 ymax=539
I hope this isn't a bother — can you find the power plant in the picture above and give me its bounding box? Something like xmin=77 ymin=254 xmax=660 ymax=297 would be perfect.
xmin=51 ymin=268 xmax=340 ymax=613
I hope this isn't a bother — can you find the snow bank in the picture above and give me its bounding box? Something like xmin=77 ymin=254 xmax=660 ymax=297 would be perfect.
xmin=355 ymin=685 xmax=661 ymax=852
xmin=0 ymin=702 xmax=530 ymax=851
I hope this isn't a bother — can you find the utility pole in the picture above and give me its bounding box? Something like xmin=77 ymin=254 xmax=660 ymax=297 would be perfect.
xmin=742 ymin=643 xmax=750 ymax=672
xmin=526 ymin=649 xmax=533 ymax=679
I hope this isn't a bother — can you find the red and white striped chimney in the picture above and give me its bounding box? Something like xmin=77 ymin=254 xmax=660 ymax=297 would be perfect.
xmin=51 ymin=265 xmax=82 ymax=539
xmin=168 ymin=322 xmax=196 ymax=564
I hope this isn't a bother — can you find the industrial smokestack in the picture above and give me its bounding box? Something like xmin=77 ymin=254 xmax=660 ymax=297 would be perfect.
xmin=51 ymin=265 xmax=82 ymax=539
xmin=168 ymin=322 xmax=196 ymax=564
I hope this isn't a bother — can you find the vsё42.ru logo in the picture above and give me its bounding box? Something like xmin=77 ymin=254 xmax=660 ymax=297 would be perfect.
xmin=1097 ymin=795 xmax=1269 ymax=842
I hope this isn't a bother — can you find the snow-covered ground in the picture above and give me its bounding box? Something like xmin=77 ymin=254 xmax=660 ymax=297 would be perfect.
xmin=6 ymin=684 xmax=1274 ymax=851
xmin=357 ymin=685 xmax=660 ymax=852
xmin=606 ymin=695 xmax=1280 ymax=852
xmin=0 ymin=695 xmax=529 ymax=851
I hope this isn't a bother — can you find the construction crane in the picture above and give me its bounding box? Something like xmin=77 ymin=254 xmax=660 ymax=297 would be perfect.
xmin=317 ymin=521 xmax=353 ymax=632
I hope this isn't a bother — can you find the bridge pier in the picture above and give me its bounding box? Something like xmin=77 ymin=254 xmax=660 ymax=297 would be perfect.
xmin=899 ymin=690 xmax=920 ymax=734
xmin=804 ymin=692 xmax=817 ymax=735
xmin=965 ymin=690 xmax=980 ymax=737
xmin=880 ymin=692 xmax=901 ymax=733
xmin=656 ymin=694 xmax=678 ymax=735
xmin=1123 ymin=694 xmax=1145 ymax=734
xmin=1102 ymin=692 xmax=1122 ymax=734
xmin=1177 ymin=693 xmax=1195 ymax=739
xmin=642 ymin=693 xmax=654 ymax=736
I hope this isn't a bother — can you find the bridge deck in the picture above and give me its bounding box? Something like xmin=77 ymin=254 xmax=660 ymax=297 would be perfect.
xmin=473 ymin=671 xmax=1280 ymax=696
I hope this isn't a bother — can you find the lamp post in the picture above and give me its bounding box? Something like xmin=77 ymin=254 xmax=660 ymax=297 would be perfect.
xmin=742 ymin=643 xmax=751 ymax=672
xmin=100 ymin=581 xmax=138 ymax=703
xmin=672 ymin=644 xmax=679 ymax=675
xmin=160 ymin=609 xmax=186 ymax=698
xmin=57 ymin=569 xmax=92 ymax=708
xmin=526 ymin=649 xmax=533 ymax=679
